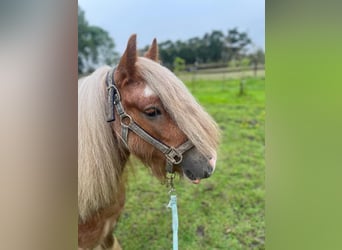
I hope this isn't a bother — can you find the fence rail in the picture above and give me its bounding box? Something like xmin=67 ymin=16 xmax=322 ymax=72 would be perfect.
xmin=178 ymin=68 xmax=265 ymax=82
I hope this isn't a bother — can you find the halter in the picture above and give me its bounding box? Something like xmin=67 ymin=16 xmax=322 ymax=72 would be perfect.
xmin=106 ymin=68 xmax=194 ymax=173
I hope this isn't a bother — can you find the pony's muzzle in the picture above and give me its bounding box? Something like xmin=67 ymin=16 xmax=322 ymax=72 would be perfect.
xmin=180 ymin=147 xmax=216 ymax=182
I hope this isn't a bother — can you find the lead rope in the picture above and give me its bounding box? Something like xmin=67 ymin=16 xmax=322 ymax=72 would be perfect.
xmin=167 ymin=173 xmax=178 ymax=250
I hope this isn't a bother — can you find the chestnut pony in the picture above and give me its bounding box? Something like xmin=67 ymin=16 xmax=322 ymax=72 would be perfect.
xmin=78 ymin=35 xmax=219 ymax=249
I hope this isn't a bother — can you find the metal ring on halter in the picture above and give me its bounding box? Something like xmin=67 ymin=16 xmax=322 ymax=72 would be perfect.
xmin=120 ymin=114 xmax=133 ymax=127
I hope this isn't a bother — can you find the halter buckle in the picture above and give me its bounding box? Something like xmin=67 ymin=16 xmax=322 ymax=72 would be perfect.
xmin=113 ymin=91 xmax=120 ymax=104
xmin=165 ymin=147 xmax=183 ymax=165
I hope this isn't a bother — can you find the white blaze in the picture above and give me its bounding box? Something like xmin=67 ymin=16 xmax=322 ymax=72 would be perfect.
xmin=143 ymin=85 xmax=156 ymax=97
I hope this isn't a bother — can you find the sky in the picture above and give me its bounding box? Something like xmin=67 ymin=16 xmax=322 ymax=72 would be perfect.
xmin=78 ymin=0 xmax=264 ymax=55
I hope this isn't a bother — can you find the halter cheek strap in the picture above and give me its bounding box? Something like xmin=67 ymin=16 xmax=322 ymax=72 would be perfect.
xmin=106 ymin=68 xmax=194 ymax=173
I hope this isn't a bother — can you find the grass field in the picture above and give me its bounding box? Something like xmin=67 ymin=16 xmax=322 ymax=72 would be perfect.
xmin=115 ymin=75 xmax=265 ymax=249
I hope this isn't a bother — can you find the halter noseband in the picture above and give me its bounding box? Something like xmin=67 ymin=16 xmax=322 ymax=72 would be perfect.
xmin=106 ymin=68 xmax=194 ymax=173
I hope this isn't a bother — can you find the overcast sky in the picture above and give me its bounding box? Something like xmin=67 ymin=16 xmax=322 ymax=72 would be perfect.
xmin=78 ymin=0 xmax=264 ymax=55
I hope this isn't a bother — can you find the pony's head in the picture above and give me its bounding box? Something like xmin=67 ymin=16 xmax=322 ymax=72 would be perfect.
xmin=111 ymin=34 xmax=220 ymax=183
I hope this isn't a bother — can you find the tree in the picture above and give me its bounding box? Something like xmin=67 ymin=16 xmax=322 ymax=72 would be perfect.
xmin=223 ymin=28 xmax=251 ymax=63
xmin=78 ymin=6 xmax=118 ymax=74
xmin=207 ymin=30 xmax=225 ymax=62
xmin=173 ymin=57 xmax=185 ymax=74
xmin=157 ymin=28 xmax=253 ymax=69
xmin=159 ymin=40 xmax=176 ymax=69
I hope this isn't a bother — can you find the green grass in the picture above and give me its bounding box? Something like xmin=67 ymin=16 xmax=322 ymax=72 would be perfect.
xmin=115 ymin=76 xmax=265 ymax=249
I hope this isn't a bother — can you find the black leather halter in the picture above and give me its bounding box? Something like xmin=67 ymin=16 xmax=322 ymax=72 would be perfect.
xmin=106 ymin=68 xmax=194 ymax=173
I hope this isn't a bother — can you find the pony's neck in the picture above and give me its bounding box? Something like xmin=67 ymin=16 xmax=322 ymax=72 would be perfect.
xmin=114 ymin=135 xmax=130 ymax=170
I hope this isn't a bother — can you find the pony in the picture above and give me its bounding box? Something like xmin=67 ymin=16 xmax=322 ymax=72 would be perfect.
xmin=78 ymin=34 xmax=219 ymax=250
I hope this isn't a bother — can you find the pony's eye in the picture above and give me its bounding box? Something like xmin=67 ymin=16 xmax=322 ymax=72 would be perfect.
xmin=144 ymin=107 xmax=161 ymax=117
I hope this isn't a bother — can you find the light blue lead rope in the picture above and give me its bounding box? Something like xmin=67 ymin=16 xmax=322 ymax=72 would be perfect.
xmin=168 ymin=195 xmax=178 ymax=250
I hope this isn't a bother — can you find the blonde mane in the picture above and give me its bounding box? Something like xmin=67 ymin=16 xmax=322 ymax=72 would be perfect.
xmin=78 ymin=66 xmax=127 ymax=221
xmin=78 ymin=58 xmax=219 ymax=222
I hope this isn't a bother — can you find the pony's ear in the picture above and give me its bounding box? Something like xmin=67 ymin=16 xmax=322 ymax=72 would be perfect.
xmin=144 ymin=38 xmax=159 ymax=62
xmin=117 ymin=34 xmax=137 ymax=81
